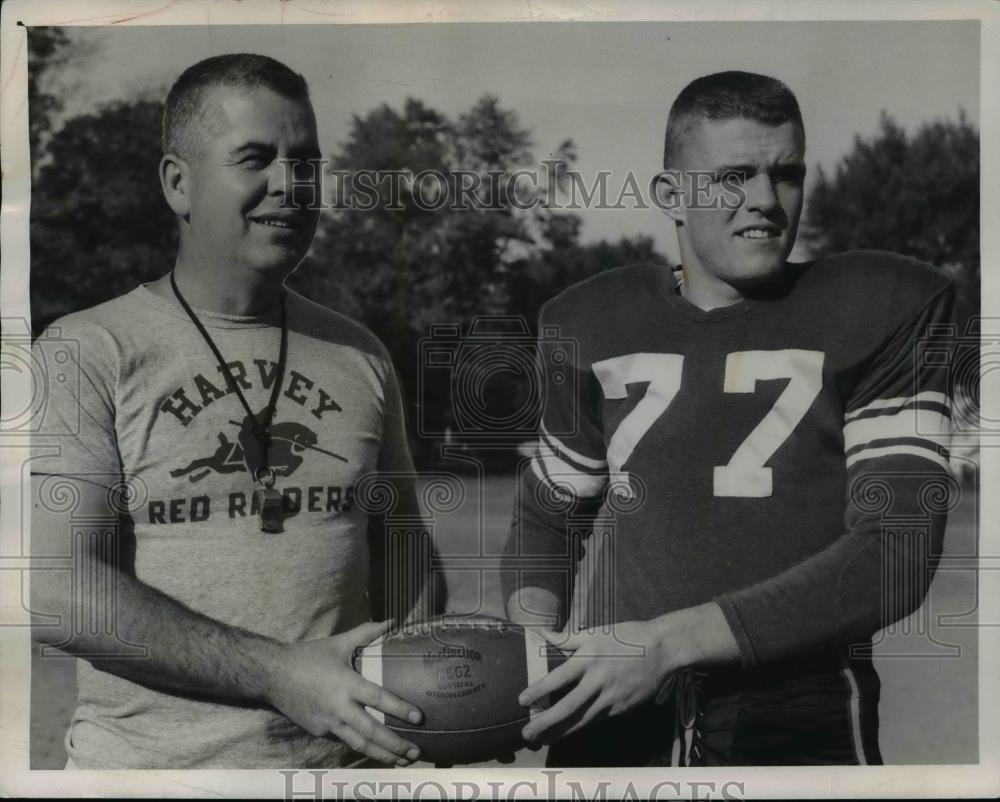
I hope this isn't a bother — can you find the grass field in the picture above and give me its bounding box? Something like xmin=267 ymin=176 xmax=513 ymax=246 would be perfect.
xmin=30 ymin=474 xmax=978 ymax=768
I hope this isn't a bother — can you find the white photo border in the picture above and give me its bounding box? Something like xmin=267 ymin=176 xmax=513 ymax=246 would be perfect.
xmin=1 ymin=0 xmax=997 ymax=798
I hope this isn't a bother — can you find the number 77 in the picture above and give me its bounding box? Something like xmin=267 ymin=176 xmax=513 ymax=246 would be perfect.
xmin=592 ymin=350 xmax=824 ymax=498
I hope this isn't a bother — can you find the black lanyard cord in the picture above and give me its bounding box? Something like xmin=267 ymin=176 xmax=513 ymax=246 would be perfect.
xmin=169 ymin=270 xmax=288 ymax=466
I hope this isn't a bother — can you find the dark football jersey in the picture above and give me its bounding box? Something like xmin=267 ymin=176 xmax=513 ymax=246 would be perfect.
xmin=501 ymin=250 xmax=955 ymax=765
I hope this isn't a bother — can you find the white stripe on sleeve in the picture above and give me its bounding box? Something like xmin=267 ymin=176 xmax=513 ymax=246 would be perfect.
xmin=532 ymin=449 xmax=607 ymax=499
xmin=846 ymin=444 xmax=952 ymax=472
xmin=844 ymin=408 xmax=951 ymax=453
xmin=540 ymin=424 xmax=608 ymax=470
xmin=844 ymin=391 xmax=950 ymax=423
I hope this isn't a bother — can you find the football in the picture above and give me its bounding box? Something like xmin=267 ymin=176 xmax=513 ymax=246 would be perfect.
xmin=353 ymin=614 xmax=566 ymax=764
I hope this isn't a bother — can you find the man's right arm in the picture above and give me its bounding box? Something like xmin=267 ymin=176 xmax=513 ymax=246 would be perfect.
xmin=503 ymin=468 xmax=570 ymax=629
xmin=30 ymin=475 xmax=424 ymax=766
xmin=501 ymin=300 xmax=608 ymax=630
xmin=502 ymin=464 xmax=607 ymax=630
xmin=506 ymin=587 xmax=564 ymax=629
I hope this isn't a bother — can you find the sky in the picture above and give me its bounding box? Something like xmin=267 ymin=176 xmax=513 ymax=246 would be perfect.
xmin=49 ymin=20 xmax=980 ymax=262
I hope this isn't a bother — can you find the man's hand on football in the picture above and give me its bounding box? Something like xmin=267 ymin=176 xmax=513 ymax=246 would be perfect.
xmin=517 ymin=620 xmax=674 ymax=744
xmin=518 ymin=602 xmax=741 ymax=745
xmin=265 ymin=619 xmax=424 ymax=766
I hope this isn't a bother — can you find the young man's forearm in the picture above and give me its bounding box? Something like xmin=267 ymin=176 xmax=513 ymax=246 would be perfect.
xmin=506 ymin=586 xmax=564 ymax=629
xmin=32 ymin=559 xmax=284 ymax=704
xmin=648 ymin=600 xmax=742 ymax=670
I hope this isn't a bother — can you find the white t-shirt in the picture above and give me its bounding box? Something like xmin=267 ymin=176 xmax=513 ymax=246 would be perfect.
xmin=32 ymin=284 xmax=416 ymax=768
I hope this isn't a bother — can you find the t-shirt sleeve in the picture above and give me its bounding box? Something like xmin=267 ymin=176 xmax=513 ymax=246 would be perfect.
xmin=376 ymin=358 xmax=417 ymax=480
xmin=30 ymin=319 xmax=123 ymax=488
xmin=501 ymin=300 xmax=609 ymax=610
xmin=716 ymin=281 xmax=956 ymax=666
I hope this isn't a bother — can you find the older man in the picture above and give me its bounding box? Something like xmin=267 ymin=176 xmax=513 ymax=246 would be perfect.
xmin=31 ymin=54 xmax=431 ymax=769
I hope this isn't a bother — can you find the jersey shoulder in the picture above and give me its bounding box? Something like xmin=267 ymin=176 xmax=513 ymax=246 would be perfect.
xmin=797 ymin=250 xmax=953 ymax=323
xmin=540 ymin=263 xmax=672 ymax=333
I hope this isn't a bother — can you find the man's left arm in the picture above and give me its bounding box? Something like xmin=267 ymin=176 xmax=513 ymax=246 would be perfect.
xmin=715 ymin=282 xmax=956 ymax=666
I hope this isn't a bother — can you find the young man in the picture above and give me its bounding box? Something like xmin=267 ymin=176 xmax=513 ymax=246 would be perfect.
xmin=30 ymin=54 xmax=431 ymax=769
xmin=502 ymin=71 xmax=955 ymax=765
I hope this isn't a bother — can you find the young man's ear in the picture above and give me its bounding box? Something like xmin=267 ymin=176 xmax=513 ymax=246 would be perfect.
xmin=159 ymin=152 xmax=190 ymax=218
xmin=653 ymin=169 xmax=685 ymax=225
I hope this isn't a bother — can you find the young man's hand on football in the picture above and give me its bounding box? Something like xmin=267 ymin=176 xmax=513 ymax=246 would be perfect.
xmin=517 ymin=602 xmax=740 ymax=744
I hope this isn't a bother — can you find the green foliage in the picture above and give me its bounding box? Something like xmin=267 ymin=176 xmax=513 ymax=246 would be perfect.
xmin=802 ymin=112 xmax=979 ymax=328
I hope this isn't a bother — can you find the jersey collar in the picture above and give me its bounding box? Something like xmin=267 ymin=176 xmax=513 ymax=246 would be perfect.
xmin=656 ymin=265 xmax=760 ymax=323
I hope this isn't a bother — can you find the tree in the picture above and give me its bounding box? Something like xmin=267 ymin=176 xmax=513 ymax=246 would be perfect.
xmin=27 ymin=26 xmax=172 ymax=332
xmin=801 ymin=112 xmax=979 ymax=330
xmin=290 ymin=96 xmax=668 ymax=466
xmin=27 ymin=27 xmax=71 ymax=175
xmin=30 ymin=100 xmax=175 ymax=332
xmin=28 ymin=84 xmax=668 ymax=466
xmin=291 ymin=96 xmax=548 ymax=333
xmin=289 ymin=96 xmax=553 ymax=466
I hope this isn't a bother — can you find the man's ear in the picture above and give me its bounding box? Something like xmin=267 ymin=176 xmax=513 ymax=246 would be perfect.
xmin=159 ymin=152 xmax=190 ymax=217
xmin=653 ymin=169 xmax=686 ymax=225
